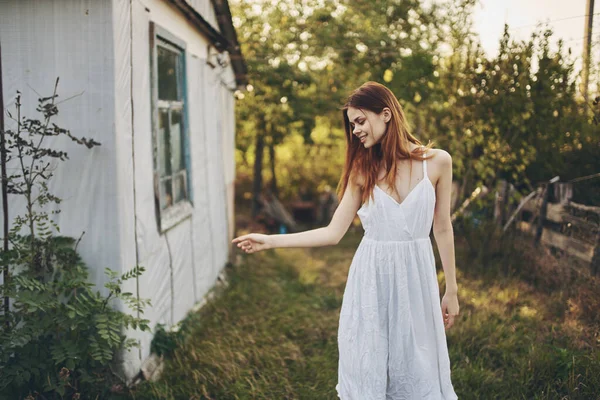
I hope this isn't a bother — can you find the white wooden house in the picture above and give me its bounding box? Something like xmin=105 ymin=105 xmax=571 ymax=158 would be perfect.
xmin=0 ymin=0 xmax=246 ymax=379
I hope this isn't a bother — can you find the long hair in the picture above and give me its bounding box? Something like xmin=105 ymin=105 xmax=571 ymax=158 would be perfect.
xmin=336 ymin=81 xmax=433 ymax=205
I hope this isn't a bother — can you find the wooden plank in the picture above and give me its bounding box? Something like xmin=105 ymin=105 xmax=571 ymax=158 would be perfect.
xmin=561 ymin=213 xmax=598 ymax=234
xmin=522 ymin=201 xmax=598 ymax=231
xmin=546 ymin=203 xmax=566 ymax=224
xmin=523 ymin=201 xmax=565 ymax=223
xmin=535 ymin=184 xmax=551 ymax=244
xmin=569 ymin=201 xmax=600 ymax=214
xmin=518 ymin=221 xmax=594 ymax=262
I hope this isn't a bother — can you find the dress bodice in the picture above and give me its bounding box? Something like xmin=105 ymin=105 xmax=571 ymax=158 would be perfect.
xmin=357 ymin=153 xmax=436 ymax=242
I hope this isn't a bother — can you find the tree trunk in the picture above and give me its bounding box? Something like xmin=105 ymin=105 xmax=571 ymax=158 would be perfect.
xmin=493 ymin=179 xmax=506 ymax=225
xmin=500 ymin=180 xmax=511 ymax=226
xmin=268 ymin=141 xmax=278 ymax=198
xmin=251 ymin=132 xmax=265 ymax=217
xmin=535 ymin=183 xmax=550 ymax=245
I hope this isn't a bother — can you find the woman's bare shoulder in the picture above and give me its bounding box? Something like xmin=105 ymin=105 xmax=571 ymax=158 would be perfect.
xmin=427 ymin=148 xmax=452 ymax=167
xmin=426 ymin=149 xmax=452 ymax=186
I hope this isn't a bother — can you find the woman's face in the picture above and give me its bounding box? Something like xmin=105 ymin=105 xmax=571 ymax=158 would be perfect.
xmin=347 ymin=106 xmax=390 ymax=149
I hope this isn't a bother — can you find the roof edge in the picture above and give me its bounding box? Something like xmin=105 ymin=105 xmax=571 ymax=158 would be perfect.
xmin=166 ymin=0 xmax=230 ymax=51
xmin=210 ymin=0 xmax=248 ymax=89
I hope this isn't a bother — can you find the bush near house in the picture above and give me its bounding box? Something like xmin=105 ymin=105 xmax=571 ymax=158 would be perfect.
xmin=0 ymin=82 xmax=150 ymax=399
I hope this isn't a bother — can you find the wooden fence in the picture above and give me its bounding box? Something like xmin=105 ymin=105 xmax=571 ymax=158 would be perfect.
xmin=502 ymin=180 xmax=599 ymax=274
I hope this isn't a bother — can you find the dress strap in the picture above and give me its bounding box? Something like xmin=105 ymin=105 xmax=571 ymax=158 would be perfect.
xmin=422 ymin=147 xmax=428 ymax=180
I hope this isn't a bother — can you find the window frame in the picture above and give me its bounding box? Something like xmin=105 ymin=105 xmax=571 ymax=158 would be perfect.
xmin=150 ymin=22 xmax=193 ymax=233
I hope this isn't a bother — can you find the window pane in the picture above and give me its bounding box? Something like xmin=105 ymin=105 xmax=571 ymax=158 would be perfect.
xmin=171 ymin=108 xmax=185 ymax=172
xmin=158 ymin=109 xmax=171 ymax=177
xmin=160 ymin=178 xmax=173 ymax=210
xmin=174 ymin=172 xmax=187 ymax=203
xmin=158 ymin=45 xmax=179 ymax=101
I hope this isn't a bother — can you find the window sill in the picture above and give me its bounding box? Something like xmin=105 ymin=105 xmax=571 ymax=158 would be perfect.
xmin=159 ymin=200 xmax=193 ymax=233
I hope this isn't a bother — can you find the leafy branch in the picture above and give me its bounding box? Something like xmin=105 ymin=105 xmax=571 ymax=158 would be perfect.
xmin=0 ymin=79 xmax=150 ymax=399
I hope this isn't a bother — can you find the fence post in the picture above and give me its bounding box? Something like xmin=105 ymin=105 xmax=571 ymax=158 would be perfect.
xmin=535 ymin=184 xmax=549 ymax=245
xmin=501 ymin=181 xmax=512 ymax=227
xmin=592 ymin=228 xmax=600 ymax=276
xmin=535 ymin=176 xmax=560 ymax=245
xmin=493 ymin=179 xmax=507 ymax=226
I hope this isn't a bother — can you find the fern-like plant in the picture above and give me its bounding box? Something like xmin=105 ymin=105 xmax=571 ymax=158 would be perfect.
xmin=0 ymin=79 xmax=150 ymax=399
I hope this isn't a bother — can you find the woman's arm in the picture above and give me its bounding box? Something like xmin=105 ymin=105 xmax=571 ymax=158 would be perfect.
xmin=432 ymin=150 xmax=458 ymax=293
xmin=431 ymin=149 xmax=460 ymax=329
xmin=233 ymin=177 xmax=363 ymax=252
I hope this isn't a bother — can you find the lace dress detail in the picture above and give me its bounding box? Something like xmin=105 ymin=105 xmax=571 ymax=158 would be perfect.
xmin=336 ymin=151 xmax=458 ymax=399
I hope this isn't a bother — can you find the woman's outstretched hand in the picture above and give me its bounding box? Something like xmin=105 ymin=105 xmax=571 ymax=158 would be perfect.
xmin=232 ymin=233 xmax=271 ymax=254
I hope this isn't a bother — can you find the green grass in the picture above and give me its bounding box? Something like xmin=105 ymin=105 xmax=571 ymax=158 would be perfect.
xmin=128 ymin=227 xmax=600 ymax=400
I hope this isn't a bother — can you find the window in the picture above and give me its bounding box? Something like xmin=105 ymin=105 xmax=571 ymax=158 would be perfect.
xmin=150 ymin=23 xmax=193 ymax=232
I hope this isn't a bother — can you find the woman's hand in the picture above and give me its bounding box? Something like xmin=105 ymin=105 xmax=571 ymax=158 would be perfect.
xmin=232 ymin=233 xmax=271 ymax=254
xmin=441 ymin=292 xmax=459 ymax=330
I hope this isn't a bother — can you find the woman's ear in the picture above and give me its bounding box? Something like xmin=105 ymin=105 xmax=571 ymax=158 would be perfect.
xmin=382 ymin=107 xmax=391 ymax=123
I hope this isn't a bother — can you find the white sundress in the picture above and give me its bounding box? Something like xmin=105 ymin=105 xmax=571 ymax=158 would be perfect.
xmin=335 ymin=151 xmax=458 ymax=399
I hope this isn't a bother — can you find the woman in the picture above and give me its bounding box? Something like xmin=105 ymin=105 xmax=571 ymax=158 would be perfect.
xmin=232 ymin=81 xmax=459 ymax=399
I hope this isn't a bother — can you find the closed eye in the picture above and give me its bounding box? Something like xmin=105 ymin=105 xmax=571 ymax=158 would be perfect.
xmin=350 ymin=119 xmax=364 ymax=129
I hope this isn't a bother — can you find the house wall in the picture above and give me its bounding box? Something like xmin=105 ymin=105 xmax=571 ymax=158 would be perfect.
xmin=116 ymin=0 xmax=237 ymax=378
xmin=0 ymin=0 xmax=122 ymax=293
xmin=0 ymin=0 xmax=238 ymax=380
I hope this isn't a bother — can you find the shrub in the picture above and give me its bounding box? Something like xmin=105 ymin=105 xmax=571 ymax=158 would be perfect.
xmin=0 ymin=80 xmax=150 ymax=399
xmin=0 ymin=238 xmax=150 ymax=398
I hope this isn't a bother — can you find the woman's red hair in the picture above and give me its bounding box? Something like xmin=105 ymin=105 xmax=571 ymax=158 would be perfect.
xmin=337 ymin=81 xmax=433 ymax=205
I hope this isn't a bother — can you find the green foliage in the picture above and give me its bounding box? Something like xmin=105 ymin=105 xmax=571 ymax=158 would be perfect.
xmin=231 ymin=0 xmax=599 ymax=206
xmin=0 ymin=241 xmax=150 ymax=398
xmin=3 ymin=79 xmax=100 ymax=247
xmin=149 ymin=323 xmax=183 ymax=358
xmin=0 ymin=81 xmax=150 ymax=399
xmin=232 ymin=0 xmax=441 ymax=202
xmin=424 ymin=19 xmax=597 ymax=197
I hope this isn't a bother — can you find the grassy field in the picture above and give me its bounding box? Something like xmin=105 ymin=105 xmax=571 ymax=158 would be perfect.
xmin=128 ymin=226 xmax=600 ymax=400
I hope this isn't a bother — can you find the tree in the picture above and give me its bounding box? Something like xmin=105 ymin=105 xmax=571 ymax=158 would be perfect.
xmin=231 ymin=0 xmax=440 ymax=210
